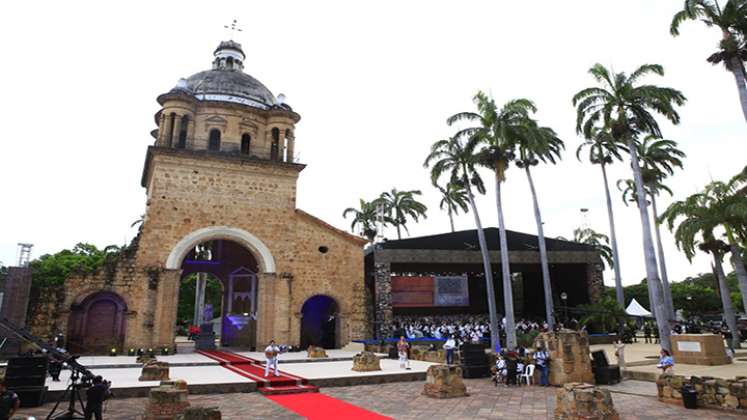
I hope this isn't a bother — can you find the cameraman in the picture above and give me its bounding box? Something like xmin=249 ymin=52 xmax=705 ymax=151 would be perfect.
xmin=0 ymin=380 xmax=20 ymax=420
xmin=84 ymin=376 xmax=110 ymax=420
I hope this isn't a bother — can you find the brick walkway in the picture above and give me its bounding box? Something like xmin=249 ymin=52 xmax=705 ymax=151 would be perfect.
xmin=15 ymin=379 xmax=742 ymax=419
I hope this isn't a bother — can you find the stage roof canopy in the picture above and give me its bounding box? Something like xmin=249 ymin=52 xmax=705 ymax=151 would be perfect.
xmin=376 ymin=228 xmax=595 ymax=252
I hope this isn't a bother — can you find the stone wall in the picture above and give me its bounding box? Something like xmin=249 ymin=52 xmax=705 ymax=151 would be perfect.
xmin=657 ymin=374 xmax=747 ymax=411
xmin=534 ymin=330 xmax=594 ymax=385
xmin=26 ymin=284 xmax=65 ymax=340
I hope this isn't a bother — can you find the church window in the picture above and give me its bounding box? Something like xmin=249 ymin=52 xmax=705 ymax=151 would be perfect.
xmin=208 ymin=129 xmax=221 ymax=151
xmin=177 ymin=115 xmax=189 ymax=149
xmin=241 ymin=133 xmax=251 ymax=155
xmin=271 ymin=128 xmax=280 ymax=161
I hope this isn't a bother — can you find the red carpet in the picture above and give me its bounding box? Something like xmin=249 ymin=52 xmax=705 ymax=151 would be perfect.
xmin=197 ymin=350 xmax=317 ymax=394
xmin=266 ymin=392 xmax=392 ymax=420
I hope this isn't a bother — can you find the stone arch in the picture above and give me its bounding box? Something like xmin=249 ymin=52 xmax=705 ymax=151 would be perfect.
xmin=299 ymin=294 xmax=341 ymax=349
xmin=67 ymin=290 xmax=128 ymax=354
xmin=166 ymin=226 xmax=276 ymax=273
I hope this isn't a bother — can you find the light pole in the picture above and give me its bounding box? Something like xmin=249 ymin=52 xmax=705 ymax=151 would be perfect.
xmin=560 ymin=292 xmax=568 ymax=327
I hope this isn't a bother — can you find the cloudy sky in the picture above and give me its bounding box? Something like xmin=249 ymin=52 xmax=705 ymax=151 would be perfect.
xmin=1 ymin=1 xmax=744 ymax=290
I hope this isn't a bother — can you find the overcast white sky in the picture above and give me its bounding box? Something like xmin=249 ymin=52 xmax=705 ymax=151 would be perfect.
xmin=1 ymin=1 xmax=744 ymax=289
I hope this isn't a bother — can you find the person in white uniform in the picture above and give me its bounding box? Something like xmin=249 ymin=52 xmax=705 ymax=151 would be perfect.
xmin=264 ymin=340 xmax=281 ymax=377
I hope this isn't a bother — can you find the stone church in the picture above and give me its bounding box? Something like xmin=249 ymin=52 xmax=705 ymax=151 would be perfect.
xmin=46 ymin=40 xmax=369 ymax=352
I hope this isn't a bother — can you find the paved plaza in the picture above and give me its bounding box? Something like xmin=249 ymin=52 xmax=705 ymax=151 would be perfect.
xmin=16 ymin=379 xmax=742 ymax=419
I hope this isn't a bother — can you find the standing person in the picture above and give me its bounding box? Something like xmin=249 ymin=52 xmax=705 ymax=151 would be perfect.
xmin=264 ymin=340 xmax=281 ymax=377
xmin=656 ymin=349 xmax=674 ymax=376
xmin=643 ymin=323 xmax=652 ymax=344
xmin=533 ymin=346 xmax=550 ymax=387
xmin=0 ymin=380 xmax=19 ymax=420
xmin=397 ymin=336 xmax=411 ymax=370
xmin=83 ymin=376 xmax=110 ymax=420
xmin=443 ymin=335 xmax=456 ymax=365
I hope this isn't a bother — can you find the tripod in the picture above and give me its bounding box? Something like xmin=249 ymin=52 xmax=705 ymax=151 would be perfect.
xmin=46 ymin=369 xmax=88 ymax=420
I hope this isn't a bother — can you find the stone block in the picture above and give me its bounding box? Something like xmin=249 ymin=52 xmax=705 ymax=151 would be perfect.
xmin=422 ymin=365 xmax=468 ymax=399
xmin=671 ymin=334 xmax=731 ymax=365
xmin=724 ymin=395 xmax=739 ymax=409
xmin=352 ymin=351 xmax=381 ymax=372
xmin=555 ymin=383 xmax=619 ymax=420
xmin=144 ymin=382 xmax=190 ymax=420
xmin=307 ymin=346 xmax=328 ymax=358
xmin=140 ymin=360 xmax=170 ymax=381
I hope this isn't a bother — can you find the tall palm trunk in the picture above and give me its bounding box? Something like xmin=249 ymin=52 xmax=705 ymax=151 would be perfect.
xmin=447 ymin=206 xmax=455 ymax=233
xmin=395 ymin=224 xmax=402 ymax=240
xmin=728 ymin=49 xmax=747 ymax=123
xmin=601 ymin=163 xmax=624 ymax=307
xmin=726 ymin=232 xmax=747 ymax=313
xmin=495 ymin=176 xmax=516 ymax=349
xmin=650 ymin=193 xmax=675 ymax=321
xmin=525 ymin=167 xmax=554 ymax=329
xmin=713 ymin=252 xmax=741 ymax=349
xmin=626 ymin=136 xmax=671 ymax=352
xmin=463 ymin=179 xmax=500 ymax=350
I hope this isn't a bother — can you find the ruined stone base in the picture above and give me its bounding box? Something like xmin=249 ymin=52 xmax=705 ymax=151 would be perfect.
xmin=555 ymin=383 xmax=619 ymax=420
xmin=658 ymin=374 xmax=747 ymax=410
xmin=307 ymin=346 xmax=328 ymax=358
xmin=143 ymin=380 xmax=190 ymax=420
xmin=352 ymin=351 xmax=381 ymax=372
xmin=139 ymin=360 xmax=170 ymax=381
xmin=422 ymin=365 xmax=468 ymax=399
xmin=534 ymin=330 xmax=594 ymax=385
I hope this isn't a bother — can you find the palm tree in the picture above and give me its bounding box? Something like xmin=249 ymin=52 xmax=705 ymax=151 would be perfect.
xmin=436 ymin=183 xmax=469 ymax=232
xmin=661 ymin=190 xmax=742 ymax=349
xmin=343 ymin=199 xmax=380 ymax=241
xmin=577 ymin=126 xmax=628 ymax=308
xmin=671 ymin=0 xmax=747 ymax=123
xmin=560 ymin=228 xmax=615 ymax=271
xmin=516 ymin=122 xmax=565 ymax=329
xmin=377 ymin=188 xmax=428 ymax=240
xmin=424 ymin=135 xmax=500 ymax=350
xmin=447 ymin=92 xmax=537 ymax=350
xmin=637 ymin=136 xmax=686 ymax=320
xmin=573 ymin=63 xmax=687 ymax=352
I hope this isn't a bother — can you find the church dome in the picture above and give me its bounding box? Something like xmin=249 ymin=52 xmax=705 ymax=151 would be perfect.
xmin=184 ymin=70 xmax=276 ymax=109
xmin=169 ymin=40 xmax=280 ymax=110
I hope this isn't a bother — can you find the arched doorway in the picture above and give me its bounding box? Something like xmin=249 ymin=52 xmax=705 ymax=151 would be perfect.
xmin=300 ymin=295 xmax=338 ymax=349
xmin=67 ymin=291 xmax=127 ymax=354
xmin=178 ymin=239 xmax=259 ymax=348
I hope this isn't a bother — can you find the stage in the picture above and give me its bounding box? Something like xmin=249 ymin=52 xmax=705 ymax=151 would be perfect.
xmin=41 ymin=349 xmax=434 ymax=401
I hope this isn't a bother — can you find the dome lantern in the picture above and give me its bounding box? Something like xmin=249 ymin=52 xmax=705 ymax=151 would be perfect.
xmin=212 ymin=40 xmax=245 ymax=71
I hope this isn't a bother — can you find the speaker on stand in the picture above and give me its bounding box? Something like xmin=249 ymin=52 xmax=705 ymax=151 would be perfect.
xmin=5 ymin=355 xmax=48 ymax=407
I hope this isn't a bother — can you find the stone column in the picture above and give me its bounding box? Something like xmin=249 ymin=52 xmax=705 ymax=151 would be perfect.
xmin=156 ymin=113 xmax=167 ymax=146
xmin=152 ymin=269 xmax=181 ymax=349
xmin=273 ymin=274 xmax=292 ymax=344
xmin=586 ymin=263 xmax=604 ymax=304
xmin=285 ymin=130 xmax=295 ymax=163
xmin=373 ymin=262 xmax=392 ymax=339
xmin=194 ymin=272 xmax=206 ymax=325
xmin=256 ymin=272 xmax=277 ymax=346
xmin=170 ymin=115 xmax=182 ymax=148
xmin=162 ymin=113 xmax=174 ymax=147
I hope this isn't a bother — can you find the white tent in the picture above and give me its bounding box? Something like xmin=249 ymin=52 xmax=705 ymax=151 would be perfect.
xmin=625 ymin=298 xmax=653 ymax=318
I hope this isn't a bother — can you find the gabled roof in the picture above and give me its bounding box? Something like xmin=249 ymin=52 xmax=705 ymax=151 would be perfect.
xmin=295 ymin=209 xmax=368 ymax=246
xmin=376 ymin=227 xmax=595 ymax=252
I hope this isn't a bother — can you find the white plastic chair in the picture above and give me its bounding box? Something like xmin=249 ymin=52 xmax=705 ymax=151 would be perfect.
xmin=520 ymin=364 xmax=535 ymax=385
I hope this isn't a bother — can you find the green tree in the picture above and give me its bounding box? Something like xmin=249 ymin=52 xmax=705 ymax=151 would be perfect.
xmin=671 ymin=0 xmax=747 ymax=123
xmin=343 ymin=199 xmax=381 ymax=241
xmin=516 ymin=119 xmax=565 ymax=329
xmin=376 ymin=188 xmax=428 ymax=240
xmin=576 ymin=125 xmax=628 ymax=308
xmin=661 ymin=188 xmax=742 ymax=348
xmin=578 ymin=297 xmax=627 ymax=334
xmin=424 ymin=134 xmax=500 ymax=350
xmin=29 ymin=243 xmax=108 ymax=288
xmin=446 ymin=93 xmax=540 ymax=349
xmin=177 ymin=273 xmax=223 ymax=328
xmin=573 ymin=63 xmax=687 ymax=352
xmin=435 ymin=183 xmax=469 ymax=233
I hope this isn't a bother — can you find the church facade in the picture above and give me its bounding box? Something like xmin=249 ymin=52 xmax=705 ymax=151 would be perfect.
xmin=52 ymin=41 xmax=369 ymax=352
